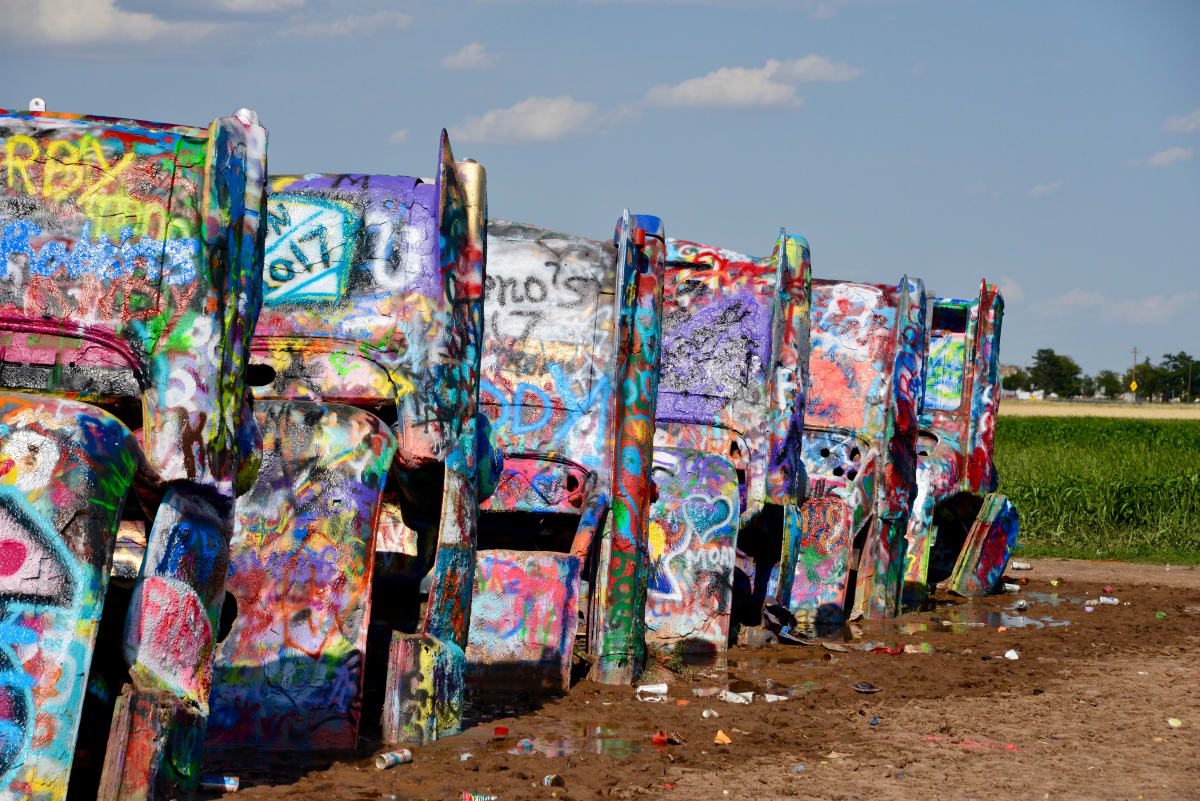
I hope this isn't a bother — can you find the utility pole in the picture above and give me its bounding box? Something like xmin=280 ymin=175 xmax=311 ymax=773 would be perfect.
xmin=1131 ymin=346 xmax=1138 ymax=401
xmin=1188 ymin=357 xmax=1193 ymax=403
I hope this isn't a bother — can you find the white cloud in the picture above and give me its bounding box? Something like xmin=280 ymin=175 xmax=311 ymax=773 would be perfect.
xmin=282 ymin=10 xmax=412 ymax=37
xmin=643 ymin=55 xmax=861 ymax=108
xmin=387 ymin=128 xmax=408 ymax=145
xmin=442 ymin=41 xmax=495 ymax=70
xmin=217 ymin=0 xmax=304 ymax=10
xmin=1029 ymin=180 xmax=1063 ymax=197
xmin=1036 ymin=289 xmax=1199 ymax=324
xmin=1 ymin=0 xmax=216 ymax=45
xmin=997 ymin=276 xmax=1024 ymax=304
xmin=1141 ymin=146 xmax=1194 ymax=168
xmin=1163 ymin=107 xmax=1200 ymax=134
xmin=777 ymin=54 xmax=864 ymax=83
xmin=449 ymin=96 xmax=598 ymax=144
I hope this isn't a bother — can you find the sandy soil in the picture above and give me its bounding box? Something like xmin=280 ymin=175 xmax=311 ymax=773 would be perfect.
xmin=202 ymin=559 xmax=1200 ymax=801
xmin=1001 ymin=400 xmax=1200 ymax=419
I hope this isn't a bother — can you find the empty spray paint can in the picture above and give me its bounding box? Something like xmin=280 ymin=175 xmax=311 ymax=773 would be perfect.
xmin=1010 ymin=561 xmax=1032 ymax=571
xmin=375 ymin=750 xmax=413 ymax=769
xmin=1098 ymin=596 xmax=1119 ymax=605
xmin=1002 ymin=583 xmax=1021 ymax=593
xmin=544 ymin=775 xmax=566 ymax=786
xmin=199 ymin=776 xmax=239 ymax=792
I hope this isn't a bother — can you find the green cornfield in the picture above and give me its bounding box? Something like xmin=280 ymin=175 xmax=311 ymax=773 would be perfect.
xmin=995 ymin=417 xmax=1200 ymax=563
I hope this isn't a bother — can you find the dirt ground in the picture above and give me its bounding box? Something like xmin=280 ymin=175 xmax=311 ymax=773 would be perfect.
xmin=202 ymin=560 xmax=1200 ymax=801
xmin=1001 ymin=399 xmax=1200 ymax=419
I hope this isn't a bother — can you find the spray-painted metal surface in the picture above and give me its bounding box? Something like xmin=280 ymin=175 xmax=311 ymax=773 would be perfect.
xmin=208 ymin=134 xmax=487 ymax=751
xmin=207 ymin=404 xmax=396 ymax=749
xmin=0 ymin=396 xmax=138 ymax=800
xmin=645 ymin=233 xmax=810 ymax=657
xmin=645 ymin=446 xmax=740 ymax=653
xmin=778 ymin=276 xmax=926 ymax=628
xmin=586 ymin=214 xmax=666 ymax=685
xmin=469 ymin=214 xmax=665 ymax=690
xmin=902 ymin=282 xmax=1017 ymax=604
xmin=0 ymin=106 xmax=266 ymax=800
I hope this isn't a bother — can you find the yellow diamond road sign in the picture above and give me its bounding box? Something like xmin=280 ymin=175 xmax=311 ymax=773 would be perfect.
xmin=1131 ymin=379 xmax=1138 ymax=392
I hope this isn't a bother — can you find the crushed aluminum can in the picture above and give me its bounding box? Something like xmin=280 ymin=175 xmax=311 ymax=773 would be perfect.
xmin=1014 ymin=599 xmax=1029 ymax=611
xmin=375 ymin=750 xmax=413 ymax=769
xmin=717 ymin=689 xmax=752 ymax=704
xmin=199 ymin=776 xmax=239 ymax=792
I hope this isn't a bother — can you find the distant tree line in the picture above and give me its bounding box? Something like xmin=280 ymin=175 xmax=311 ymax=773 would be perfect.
xmin=1002 ymin=348 xmax=1196 ymax=402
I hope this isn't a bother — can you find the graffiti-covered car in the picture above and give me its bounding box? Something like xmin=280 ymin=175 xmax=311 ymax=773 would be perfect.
xmin=775 ymin=277 xmax=926 ymax=628
xmin=902 ymin=281 xmax=1017 ymax=605
xmin=469 ymin=214 xmax=665 ymax=690
xmin=643 ymin=233 xmax=810 ymax=659
xmin=204 ymin=133 xmax=488 ymax=751
xmin=0 ymin=103 xmax=266 ymax=800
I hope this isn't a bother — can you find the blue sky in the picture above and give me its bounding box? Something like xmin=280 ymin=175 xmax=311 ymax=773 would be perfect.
xmin=3 ymin=0 xmax=1196 ymax=373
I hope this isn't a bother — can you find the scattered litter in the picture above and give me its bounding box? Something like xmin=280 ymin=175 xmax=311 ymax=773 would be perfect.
xmin=1168 ymin=718 xmax=1183 ymax=728
xmin=692 ymin=687 xmax=722 ymax=697
xmin=637 ymin=683 xmax=669 ymax=702
xmin=904 ymin=642 xmax=934 ymax=654
xmin=1155 ymin=611 xmax=1168 ymax=619
xmin=763 ymin=693 xmax=789 ymax=702
xmin=459 ymin=753 xmax=473 ymax=761
xmin=870 ymin=644 xmax=904 ymax=655
xmin=517 ymin=738 xmax=534 ymax=751
xmin=675 ymin=698 xmax=690 ymax=706
xmin=651 ymin=731 xmax=669 ymax=745
xmin=851 ymin=682 xmax=883 ymax=694
xmin=793 ymin=765 xmax=805 ymax=773
xmin=375 ymin=750 xmax=413 ymax=769
xmin=667 ymin=731 xmax=686 ymax=744
xmin=462 ymin=794 xmax=498 ymax=801
xmin=825 ymin=750 xmax=851 ymax=759
xmin=1098 ymin=596 xmax=1119 ymax=605
xmin=199 ymin=776 xmax=240 ymax=792
xmin=1050 ymin=580 xmax=1060 ymax=587
xmin=702 ymin=708 xmax=720 ymax=718
xmin=1010 ymin=561 xmax=1032 ymax=571
xmin=822 ymin=642 xmax=850 ymax=652
xmin=1004 ymin=649 xmax=1020 ymax=660
xmin=493 ymin=726 xmax=509 ymax=737
xmin=869 ymin=716 xmax=880 ymax=726
xmin=714 ymin=730 xmax=732 ymax=745
xmin=544 ymin=775 xmax=565 ymax=787
xmin=1084 ymin=606 xmax=1094 ymax=613
xmin=718 ymin=689 xmax=753 ymax=704
xmin=1002 ymin=583 xmax=1021 ymax=593
xmin=1014 ymin=599 xmax=1029 ymax=611
xmin=1103 ymin=585 xmax=1114 ymax=594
